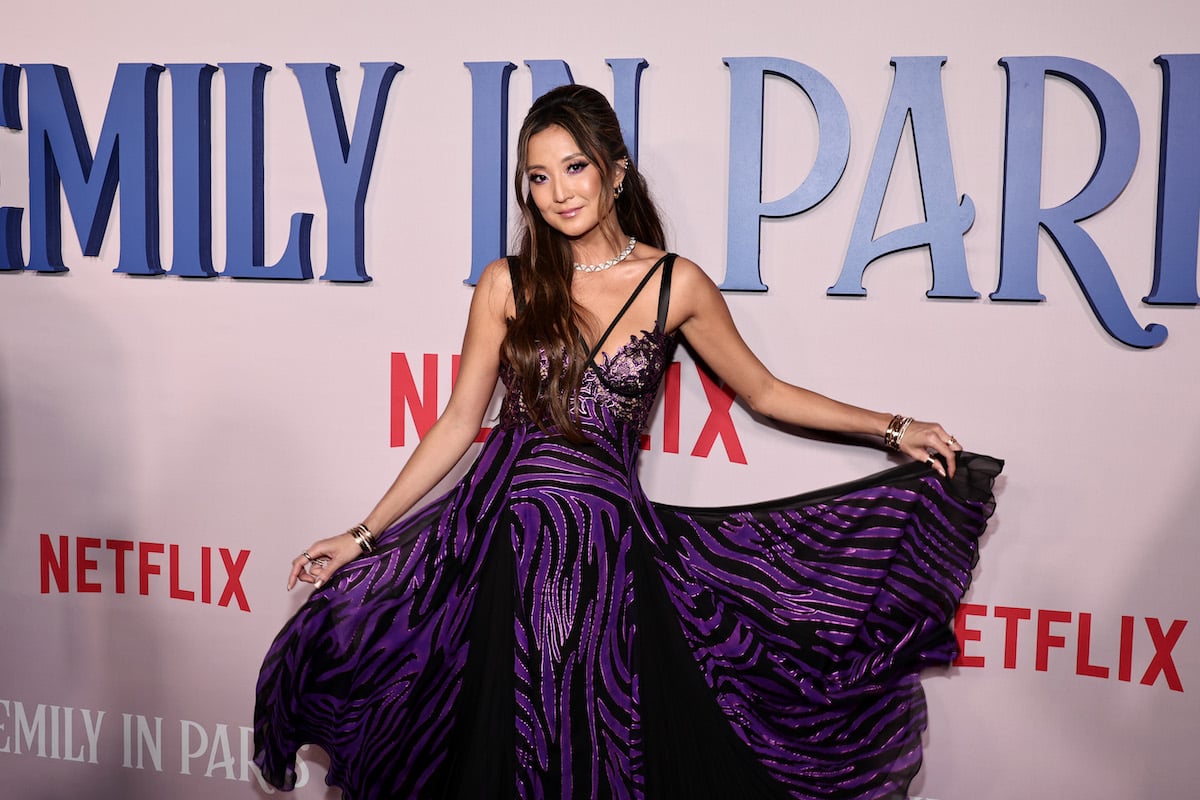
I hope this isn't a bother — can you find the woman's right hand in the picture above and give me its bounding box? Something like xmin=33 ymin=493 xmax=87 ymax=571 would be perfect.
xmin=287 ymin=532 xmax=363 ymax=591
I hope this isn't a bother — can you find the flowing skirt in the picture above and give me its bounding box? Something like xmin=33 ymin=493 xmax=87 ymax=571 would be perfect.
xmin=254 ymin=427 xmax=1001 ymax=800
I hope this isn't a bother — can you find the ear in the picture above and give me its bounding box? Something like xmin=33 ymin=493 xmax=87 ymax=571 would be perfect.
xmin=612 ymin=159 xmax=629 ymax=190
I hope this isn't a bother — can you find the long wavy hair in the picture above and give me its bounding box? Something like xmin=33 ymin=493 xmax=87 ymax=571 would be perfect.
xmin=503 ymin=84 xmax=666 ymax=440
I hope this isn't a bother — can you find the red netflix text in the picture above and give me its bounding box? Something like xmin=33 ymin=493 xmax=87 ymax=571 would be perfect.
xmin=390 ymin=354 xmax=747 ymax=463
xmin=954 ymin=603 xmax=1188 ymax=692
xmin=39 ymin=535 xmax=252 ymax=612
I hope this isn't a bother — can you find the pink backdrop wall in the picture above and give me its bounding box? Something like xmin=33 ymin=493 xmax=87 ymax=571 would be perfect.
xmin=2 ymin=1 xmax=1196 ymax=797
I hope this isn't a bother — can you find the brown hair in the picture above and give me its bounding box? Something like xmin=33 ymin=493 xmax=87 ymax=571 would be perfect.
xmin=502 ymin=84 xmax=666 ymax=440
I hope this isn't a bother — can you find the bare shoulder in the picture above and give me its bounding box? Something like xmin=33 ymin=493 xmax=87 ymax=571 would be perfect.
xmin=666 ymin=253 xmax=716 ymax=289
xmin=663 ymin=254 xmax=726 ymax=325
xmin=477 ymin=257 xmax=516 ymax=296
xmin=479 ymin=257 xmax=514 ymax=290
xmin=474 ymin=257 xmax=517 ymax=318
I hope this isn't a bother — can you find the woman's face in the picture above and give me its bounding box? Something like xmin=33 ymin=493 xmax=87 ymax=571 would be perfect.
xmin=524 ymin=125 xmax=619 ymax=241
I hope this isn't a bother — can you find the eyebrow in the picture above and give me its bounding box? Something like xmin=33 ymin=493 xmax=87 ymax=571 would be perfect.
xmin=526 ymin=152 xmax=588 ymax=171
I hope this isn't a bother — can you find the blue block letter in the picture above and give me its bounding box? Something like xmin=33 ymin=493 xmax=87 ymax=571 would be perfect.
xmin=0 ymin=63 xmax=19 ymax=129
xmin=724 ymin=57 xmax=850 ymax=291
xmin=465 ymin=60 xmax=518 ymax=286
xmin=830 ymin=57 xmax=977 ymax=298
xmin=1146 ymin=54 xmax=1200 ymax=306
xmin=290 ymin=62 xmax=403 ymax=282
xmin=24 ymin=63 xmax=164 ymax=274
xmin=166 ymin=64 xmax=217 ymax=277
xmin=0 ymin=63 xmax=23 ymax=271
xmin=220 ymin=63 xmax=313 ymax=280
xmin=994 ymin=57 xmax=1165 ymax=348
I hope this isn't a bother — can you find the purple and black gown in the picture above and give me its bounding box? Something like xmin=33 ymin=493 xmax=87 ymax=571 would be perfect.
xmin=254 ymin=254 xmax=1003 ymax=799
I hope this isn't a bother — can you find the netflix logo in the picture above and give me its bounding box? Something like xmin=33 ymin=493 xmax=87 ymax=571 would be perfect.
xmin=39 ymin=535 xmax=251 ymax=612
xmin=954 ymin=603 xmax=1188 ymax=692
xmin=390 ymin=353 xmax=749 ymax=464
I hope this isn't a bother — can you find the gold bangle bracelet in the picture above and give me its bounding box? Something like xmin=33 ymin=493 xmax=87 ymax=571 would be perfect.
xmin=348 ymin=523 xmax=376 ymax=554
xmin=884 ymin=414 xmax=913 ymax=451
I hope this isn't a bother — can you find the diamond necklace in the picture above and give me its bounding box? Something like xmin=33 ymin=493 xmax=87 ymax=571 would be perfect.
xmin=573 ymin=236 xmax=637 ymax=272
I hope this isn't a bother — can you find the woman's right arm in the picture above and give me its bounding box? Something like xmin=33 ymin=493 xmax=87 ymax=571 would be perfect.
xmin=288 ymin=259 xmax=513 ymax=589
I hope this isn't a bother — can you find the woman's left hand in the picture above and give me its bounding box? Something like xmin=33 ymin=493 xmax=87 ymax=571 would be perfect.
xmin=288 ymin=532 xmax=363 ymax=591
xmin=899 ymin=420 xmax=963 ymax=478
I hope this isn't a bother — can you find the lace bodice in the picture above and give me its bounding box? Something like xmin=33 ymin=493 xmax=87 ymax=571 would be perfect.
xmin=497 ymin=253 xmax=677 ymax=440
xmin=497 ymin=326 xmax=676 ymax=435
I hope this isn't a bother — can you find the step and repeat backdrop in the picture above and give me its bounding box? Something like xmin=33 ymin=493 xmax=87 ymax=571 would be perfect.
xmin=1 ymin=1 xmax=1196 ymax=797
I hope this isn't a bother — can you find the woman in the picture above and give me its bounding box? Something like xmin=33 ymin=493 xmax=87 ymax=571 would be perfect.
xmin=255 ymin=84 xmax=1001 ymax=799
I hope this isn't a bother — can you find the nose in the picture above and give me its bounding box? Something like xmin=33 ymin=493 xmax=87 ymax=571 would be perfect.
xmin=550 ymin=176 xmax=572 ymax=204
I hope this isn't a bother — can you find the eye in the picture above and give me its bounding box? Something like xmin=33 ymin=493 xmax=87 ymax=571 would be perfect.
xmin=528 ymin=172 xmax=547 ymax=185
xmin=566 ymin=160 xmax=589 ymax=174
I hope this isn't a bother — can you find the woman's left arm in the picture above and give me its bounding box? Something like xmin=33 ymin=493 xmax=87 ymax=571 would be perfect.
xmin=669 ymin=257 xmax=961 ymax=475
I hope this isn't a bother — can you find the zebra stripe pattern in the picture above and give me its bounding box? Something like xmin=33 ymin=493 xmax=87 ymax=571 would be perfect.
xmin=254 ymin=327 xmax=1001 ymax=799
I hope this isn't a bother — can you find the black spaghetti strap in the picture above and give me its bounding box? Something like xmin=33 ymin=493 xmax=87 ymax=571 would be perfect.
xmin=506 ymin=256 xmax=525 ymax=314
xmin=656 ymin=254 xmax=676 ymax=332
xmin=584 ymin=255 xmax=669 ymax=364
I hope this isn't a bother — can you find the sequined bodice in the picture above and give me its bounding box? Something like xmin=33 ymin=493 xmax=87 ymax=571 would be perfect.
xmin=497 ymin=326 xmax=675 ymax=436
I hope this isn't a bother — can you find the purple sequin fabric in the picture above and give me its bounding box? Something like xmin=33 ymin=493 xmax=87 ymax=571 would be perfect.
xmin=254 ymin=263 xmax=1002 ymax=799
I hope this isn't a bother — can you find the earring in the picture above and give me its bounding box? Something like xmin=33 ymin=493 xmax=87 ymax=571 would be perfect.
xmin=614 ymin=182 xmax=625 ymax=198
